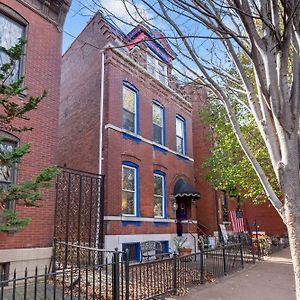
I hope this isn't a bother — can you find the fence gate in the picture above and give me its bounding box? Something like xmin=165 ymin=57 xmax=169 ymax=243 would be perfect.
xmin=53 ymin=168 xmax=105 ymax=265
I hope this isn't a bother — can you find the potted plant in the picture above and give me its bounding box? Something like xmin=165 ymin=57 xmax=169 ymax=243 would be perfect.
xmin=174 ymin=237 xmax=192 ymax=256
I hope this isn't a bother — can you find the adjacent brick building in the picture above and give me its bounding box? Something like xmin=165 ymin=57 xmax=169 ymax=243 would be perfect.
xmin=0 ymin=0 xmax=70 ymax=274
xmin=58 ymin=13 xmax=204 ymax=258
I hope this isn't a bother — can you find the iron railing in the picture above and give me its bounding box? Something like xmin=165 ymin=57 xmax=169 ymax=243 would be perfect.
xmin=0 ymin=242 xmax=260 ymax=300
xmin=54 ymin=168 xmax=105 ymax=269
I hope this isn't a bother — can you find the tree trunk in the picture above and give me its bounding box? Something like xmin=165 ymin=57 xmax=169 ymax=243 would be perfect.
xmin=280 ymin=133 xmax=300 ymax=300
xmin=285 ymin=206 xmax=300 ymax=300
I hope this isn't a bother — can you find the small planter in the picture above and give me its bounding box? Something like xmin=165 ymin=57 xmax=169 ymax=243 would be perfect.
xmin=179 ymin=247 xmax=192 ymax=256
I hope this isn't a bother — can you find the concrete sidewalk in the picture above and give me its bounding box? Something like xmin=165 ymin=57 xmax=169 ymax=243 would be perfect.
xmin=175 ymin=247 xmax=295 ymax=300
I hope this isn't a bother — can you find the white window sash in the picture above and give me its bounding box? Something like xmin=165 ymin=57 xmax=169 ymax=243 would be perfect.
xmin=154 ymin=174 xmax=165 ymax=218
xmin=122 ymin=165 xmax=137 ymax=216
xmin=122 ymin=85 xmax=137 ymax=133
xmin=147 ymin=53 xmax=167 ymax=84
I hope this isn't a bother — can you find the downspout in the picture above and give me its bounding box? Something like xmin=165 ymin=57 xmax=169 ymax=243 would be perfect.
xmin=99 ymin=50 xmax=105 ymax=175
xmin=96 ymin=50 xmax=105 ymax=252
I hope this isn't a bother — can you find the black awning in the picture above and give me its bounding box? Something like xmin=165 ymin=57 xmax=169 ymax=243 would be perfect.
xmin=173 ymin=179 xmax=200 ymax=199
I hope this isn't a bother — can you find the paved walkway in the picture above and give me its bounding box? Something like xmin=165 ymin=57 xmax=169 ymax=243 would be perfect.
xmin=175 ymin=247 xmax=295 ymax=300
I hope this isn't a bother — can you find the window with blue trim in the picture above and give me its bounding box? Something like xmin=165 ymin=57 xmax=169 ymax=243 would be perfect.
xmin=123 ymin=84 xmax=137 ymax=133
xmin=160 ymin=241 xmax=169 ymax=254
xmin=176 ymin=115 xmax=186 ymax=155
xmin=122 ymin=162 xmax=138 ymax=216
xmin=122 ymin=242 xmax=140 ymax=262
xmin=153 ymin=172 xmax=166 ymax=218
xmin=153 ymin=101 xmax=164 ymax=145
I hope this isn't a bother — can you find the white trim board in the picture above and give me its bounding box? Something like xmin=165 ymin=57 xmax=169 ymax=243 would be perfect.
xmin=105 ymin=124 xmax=194 ymax=162
xmin=104 ymin=215 xmax=198 ymax=224
xmin=104 ymin=215 xmax=176 ymax=223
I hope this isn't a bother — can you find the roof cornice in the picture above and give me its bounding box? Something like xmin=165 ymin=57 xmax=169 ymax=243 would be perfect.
xmin=17 ymin=0 xmax=71 ymax=27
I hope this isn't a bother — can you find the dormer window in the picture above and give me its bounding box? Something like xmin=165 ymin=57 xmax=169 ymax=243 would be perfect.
xmin=147 ymin=54 xmax=156 ymax=77
xmin=147 ymin=53 xmax=167 ymax=84
xmin=158 ymin=61 xmax=166 ymax=83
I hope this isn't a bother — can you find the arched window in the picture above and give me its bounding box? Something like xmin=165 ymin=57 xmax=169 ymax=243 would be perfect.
xmin=122 ymin=81 xmax=139 ymax=134
xmin=0 ymin=5 xmax=27 ymax=84
xmin=122 ymin=161 xmax=139 ymax=216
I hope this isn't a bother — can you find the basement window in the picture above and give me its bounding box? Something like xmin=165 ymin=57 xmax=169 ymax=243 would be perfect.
xmin=122 ymin=242 xmax=140 ymax=262
xmin=0 ymin=262 xmax=10 ymax=287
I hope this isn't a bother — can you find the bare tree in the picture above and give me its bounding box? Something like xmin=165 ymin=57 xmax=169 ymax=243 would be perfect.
xmin=77 ymin=0 xmax=300 ymax=297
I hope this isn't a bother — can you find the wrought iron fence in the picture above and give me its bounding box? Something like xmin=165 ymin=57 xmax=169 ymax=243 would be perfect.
xmin=54 ymin=168 xmax=105 ymax=269
xmin=0 ymin=262 xmax=118 ymax=300
xmin=0 ymin=242 xmax=261 ymax=300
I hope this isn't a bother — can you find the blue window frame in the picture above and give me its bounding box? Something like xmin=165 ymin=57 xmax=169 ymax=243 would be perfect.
xmin=160 ymin=241 xmax=169 ymax=254
xmin=153 ymin=101 xmax=165 ymax=145
xmin=122 ymin=82 xmax=139 ymax=134
xmin=122 ymin=161 xmax=139 ymax=216
xmin=153 ymin=170 xmax=167 ymax=218
xmin=176 ymin=115 xmax=186 ymax=155
xmin=122 ymin=242 xmax=140 ymax=262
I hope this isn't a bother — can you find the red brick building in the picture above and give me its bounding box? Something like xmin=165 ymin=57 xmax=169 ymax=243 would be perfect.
xmin=58 ymin=13 xmax=204 ymax=258
xmin=219 ymin=195 xmax=286 ymax=236
xmin=189 ymin=83 xmax=286 ymax=238
xmin=0 ymin=0 xmax=70 ymax=273
xmin=58 ymin=13 xmax=286 ymax=259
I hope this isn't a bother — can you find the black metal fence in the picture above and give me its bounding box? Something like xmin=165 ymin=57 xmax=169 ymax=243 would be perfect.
xmin=0 ymin=242 xmax=258 ymax=300
xmin=1 ymin=243 xmax=127 ymax=300
xmin=54 ymin=168 xmax=105 ymax=269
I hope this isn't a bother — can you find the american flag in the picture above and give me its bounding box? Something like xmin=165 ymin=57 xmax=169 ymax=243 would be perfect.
xmin=230 ymin=210 xmax=245 ymax=232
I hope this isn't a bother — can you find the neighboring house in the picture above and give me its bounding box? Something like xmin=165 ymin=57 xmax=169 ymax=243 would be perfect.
xmin=0 ymin=0 xmax=71 ymax=275
xmin=189 ymin=85 xmax=287 ymax=238
xmin=220 ymin=193 xmax=286 ymax=236
xmin=58 ymin=13 xmax=206 ymax=260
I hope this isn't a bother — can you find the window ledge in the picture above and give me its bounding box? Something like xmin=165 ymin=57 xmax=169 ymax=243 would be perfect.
xmin=153 ymin=143 xmax=168 ymax=154
xmin=121 ymin=215 xmax=141 ymax=226
xmin=176 ymin=153 xmax=189 ymax=161
xmin=121 ymin=215 xmax=138 ymax=220
xmin=122 ymin=131 xmax=141 ymax=144
xmin=153 ymin=220 xmax=169 ymax=226
xmin=18 ymin=90 xmax=27 ymax=99
xmin=153 ymin=216 xmax=167 ymax=220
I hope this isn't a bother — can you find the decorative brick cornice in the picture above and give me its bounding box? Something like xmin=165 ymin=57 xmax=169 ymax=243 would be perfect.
xmin=18 ymin=0 xmax=71 ymax=27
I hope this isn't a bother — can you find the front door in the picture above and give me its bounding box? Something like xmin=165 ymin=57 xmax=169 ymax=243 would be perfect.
xmin=176 ymin=201 xmax=187 ymax=236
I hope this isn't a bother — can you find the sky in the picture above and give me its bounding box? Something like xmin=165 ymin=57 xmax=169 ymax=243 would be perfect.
xmin=62 ymin=0 xmax=229 ymax=83
xmin=63 ymin=1 xmax=93 ymax=53
xmin=63 ymin=0 xmax=154 ymax=53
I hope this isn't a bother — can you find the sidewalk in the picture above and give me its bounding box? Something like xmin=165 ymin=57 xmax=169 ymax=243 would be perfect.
xmin=175 ymin=247 xmax=295 ymax=300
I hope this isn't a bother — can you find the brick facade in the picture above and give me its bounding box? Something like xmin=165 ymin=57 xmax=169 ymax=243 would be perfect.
xmin=0 ymin=0 xmax=70 ymax=254
xmin=58 ymin=13 xmax=200 ymax=253
xmin=58 ymin=12 xmax=286 ymax=256
xmin=224 ymin=197 xmax=286 ymax=235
